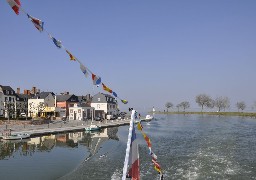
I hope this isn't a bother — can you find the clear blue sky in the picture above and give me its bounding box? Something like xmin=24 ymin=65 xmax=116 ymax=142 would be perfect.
xmin=1 ymin=0 xmax=256 ymax=112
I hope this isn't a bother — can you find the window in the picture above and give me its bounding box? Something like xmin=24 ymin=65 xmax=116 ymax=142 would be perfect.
xmin=9 ymin=97 xmax=11 ymax=101
xmin=5 ymin=97 xmax=7 ymax=102
xmin=98 ymin=98 xmax=100 ymax=101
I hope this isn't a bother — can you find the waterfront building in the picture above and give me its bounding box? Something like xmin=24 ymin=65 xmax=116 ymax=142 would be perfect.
xmin=56 ymin=93 xmax=79 ymax=119
xmin=69 ymin=103 xmax=95 ymax=121
xmin=90 ymin=92 xmax=119 ymax=119
xmin=0 ymin=85 xmax=17 ymax=118
xmin=15 ymin=88 xmax=32 ymax=118
xmin=28 ymin=92 xmax=61 ymax=118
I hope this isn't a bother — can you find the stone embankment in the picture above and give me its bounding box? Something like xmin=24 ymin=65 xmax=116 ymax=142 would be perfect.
xmin=0 ymin=118 xmax=149 ymax=138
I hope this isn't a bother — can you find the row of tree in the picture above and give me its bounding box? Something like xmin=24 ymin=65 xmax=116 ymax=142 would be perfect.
xmin=165 ymin=94 xmax=247 ymax=112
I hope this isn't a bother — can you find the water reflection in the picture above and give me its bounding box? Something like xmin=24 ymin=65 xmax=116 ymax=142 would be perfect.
xmin=0 ymin=127 xmax=119 ymax=161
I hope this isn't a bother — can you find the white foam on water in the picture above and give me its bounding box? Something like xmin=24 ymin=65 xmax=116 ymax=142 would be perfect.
xmin=111 ymin=169 xmax=122 ymax=180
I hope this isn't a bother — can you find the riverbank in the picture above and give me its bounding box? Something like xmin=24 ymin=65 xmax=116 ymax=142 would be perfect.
xmin=0 ymin=117 xmax=151 ymax=139
xmin=154 ymin=111 xmax=256 ymax=117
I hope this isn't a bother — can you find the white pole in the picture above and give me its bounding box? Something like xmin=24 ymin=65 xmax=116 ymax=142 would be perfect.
xmin=122 ymin=110 xmax=136 ymax=180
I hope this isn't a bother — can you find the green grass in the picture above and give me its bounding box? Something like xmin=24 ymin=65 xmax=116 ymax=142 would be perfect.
xmin=152 ymin=111 xmax=256 ymax=117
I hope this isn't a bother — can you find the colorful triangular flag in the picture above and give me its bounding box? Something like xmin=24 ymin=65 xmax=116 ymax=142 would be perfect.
xmin=121 ymin=99 xmax=128 ymax=104
xmin=112 ymin=92 xmax=118 ymax=98
xmin=50 ymin=36 xmax=62 ymax=48
xmin=80 ymin=63 xmax=89 ymax=77
xmin=92 ymin=73 xmax=101 ymax=85
xmin=27 ymin=14 xmax=44 ymax=32
xmin=102 ymin=83 xmax=113 ymax=93
xmin=6 ymin=0 xmax=20 ymax=15
xmin=66 ymin=50 xmax=76 ymax=61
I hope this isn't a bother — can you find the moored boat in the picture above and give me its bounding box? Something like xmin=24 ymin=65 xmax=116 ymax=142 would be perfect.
xmin=85 ymin=124 xmax=100 ymax=131
xmin=2 ymin=133 xmax=30 ymax=140
xmin=145 ymin=114 xmax=153 ymax=120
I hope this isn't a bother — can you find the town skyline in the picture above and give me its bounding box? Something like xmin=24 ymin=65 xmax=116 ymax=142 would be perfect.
xmin=1 ymin=83 xmax=255 ymax=113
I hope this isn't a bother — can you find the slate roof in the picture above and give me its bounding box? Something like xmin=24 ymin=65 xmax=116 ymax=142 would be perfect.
xmin=32 ymin=92 xmax=55 ymax=99
xmin=56 ymin=94 xmax=79 ymax=102
xmin=91 ymin=92 xmax=117 ymax=104
xmin=16 ymin=93 xmax=30 ymax=101
xmin=0 ymin=85 xmax=15 ymax=95
xmin=56 ymin=95 xmax=72 ymax=102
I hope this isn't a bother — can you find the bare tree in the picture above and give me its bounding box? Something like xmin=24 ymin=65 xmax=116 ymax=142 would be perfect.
xmin=37 ymin=102 xmax=46 ymax=117
xmin=215 ymin=96 xmax=230 ymax=112
xmin=28 ymin=102 xmax=46 ymax=118
xmin=195 ymin=94 xmax=213 ymax=112
xmin=180 ymin=101 xmax=190 ymax=112
xmin=165 ymin=102 xmax=173 ymax=112
xmin=236 ymin=101 xmax=246 ymax=112
xmin=223 ymin=97 xmax=230 ymax=111
xmin=252 ymin=101 xmax=256 ymax=111
xmin=3 ymin=102 xmax=15 ymax=122
xmin=176 ymin=104 xmax=181 ymax=112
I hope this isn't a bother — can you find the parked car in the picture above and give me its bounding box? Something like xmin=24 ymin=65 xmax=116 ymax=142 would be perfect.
xmin=94 ymin=116 xmax=102 ymax=121
xmin=20 ymin=113 xmax=26 ymax=117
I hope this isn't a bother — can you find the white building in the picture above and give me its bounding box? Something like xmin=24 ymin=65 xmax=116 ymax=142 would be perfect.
xmin=28 ymin=92 xmax=60 ymax=118
xmin=69 ymin=103 xmax=95 ymax=121
xmin=90 ymin=93 xmax=119 ymax=119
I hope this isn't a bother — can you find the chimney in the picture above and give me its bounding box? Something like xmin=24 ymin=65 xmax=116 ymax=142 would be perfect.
xmin=32 ymin=87 xmax=37 ymax=94
xmin=17 ymin=88 xmax=20 ymax=94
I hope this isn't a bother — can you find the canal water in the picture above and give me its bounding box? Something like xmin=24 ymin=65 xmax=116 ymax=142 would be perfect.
xmin=1 ymin=114 xmax=256 ymax=180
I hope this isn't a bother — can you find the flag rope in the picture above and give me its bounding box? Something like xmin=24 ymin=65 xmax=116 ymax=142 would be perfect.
xmin=7 ymin=0 xmax=128 ymax=104
xmin=137 ymin=121 xmax=164 ymax=179
xmin=6 ymin=1 xmax=164 ymax=179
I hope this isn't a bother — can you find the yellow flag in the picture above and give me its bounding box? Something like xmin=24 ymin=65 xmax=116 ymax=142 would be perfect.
xmin=66 ymin=50 xmax=76 ymax=61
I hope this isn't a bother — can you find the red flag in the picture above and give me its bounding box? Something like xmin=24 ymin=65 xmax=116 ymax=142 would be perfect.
xmin=6 ymin=0 xmax=20 ymax=15
xmin=27 ymin=14 xmax=44 ymax=32
xmin=92 ymin=73 xmax=101 ymax=85
xmin=127 ymin=122 xmax=140 ymax=179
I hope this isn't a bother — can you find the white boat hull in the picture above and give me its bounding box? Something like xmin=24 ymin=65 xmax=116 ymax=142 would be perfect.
xmin=85 ymin=125 xmax=100 ymax=131
xmin=2 ymin=133 xmax=30 ymax=140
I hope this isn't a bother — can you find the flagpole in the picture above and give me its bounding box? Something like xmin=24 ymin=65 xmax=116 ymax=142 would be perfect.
xmin=122 ymin=110 xmax=135 ymax=180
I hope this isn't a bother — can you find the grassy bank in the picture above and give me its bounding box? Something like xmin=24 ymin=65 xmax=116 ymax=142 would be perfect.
xmin=153 ymin=111 xmax=256 ymax=118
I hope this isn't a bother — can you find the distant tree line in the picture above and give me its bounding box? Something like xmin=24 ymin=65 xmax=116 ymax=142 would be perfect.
xmin=165 ymin=93 xmax=249 ymax=113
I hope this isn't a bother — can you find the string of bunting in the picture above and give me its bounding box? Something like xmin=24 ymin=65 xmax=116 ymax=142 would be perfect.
xmin=6 ymin=1 xmax=164 ymax=178
xmin=6 ymin=0 xmax=128 ymax=104
xmin=137 ymin=121 xmax=164 ymax=179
